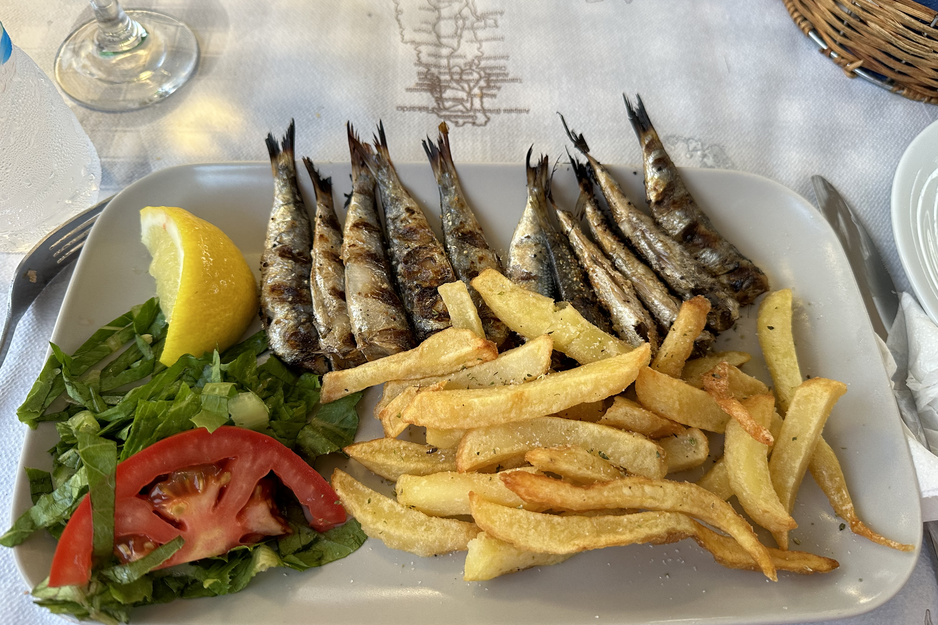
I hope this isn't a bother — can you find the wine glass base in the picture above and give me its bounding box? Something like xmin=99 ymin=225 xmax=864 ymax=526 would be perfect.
xmin=54 ymin=10 xmax=199 ymax=112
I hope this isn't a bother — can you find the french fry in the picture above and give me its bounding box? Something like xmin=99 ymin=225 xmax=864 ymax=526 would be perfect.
xmin=438 ymin=280 xmax=485 ymax=338
xmin=635 ymin=367 xmax=729 ymax=432
xmin=658 ymin=427 xmax=709 ymax=474
xmin=757 ymin=289 xmax=802 ymax=414
xmin=497 ymin=472 xmax=777 ymax=580
xmin=597 ymin=396 xmax=686 ymax=438
xmin=425 ymin=427 xmax=465 ymax=449
xmin=651 ymin=296 xmax=711 ymax=378
xmin=682 ymin=351 xmax=751 ymax=389
xmin=769 ymin=377 xmax=848 ymax=549
xmin=395 ymin=468 xmax=544 ymax=517
xmin=401 ymin=345 xmax=650 ymax=430
xmin=375 ymin=334 xmax=554 ymax=437
xmin=344 ymin=438 xmax=456 ymax=481
xmin=469 ymin=495 xmax=837 ymax=576
xmin=696 ymin=457 xmax=734 ymax=500
xmin=701 ymin=361 xmax=770 ymax=399
xmin=331 ymin=469 xmax=479 ymax=556
xmin=471 ymin=268 xmax=632 ymax=364
xmin=524 ymin=445 xmax=625 ymax=483
xmin=809 ymin=438 xmax=914 ymax=551
xmin=456 ymin=416 xmax=667 ymax=478
xmin=725 ymin=394 xmax=796 ymax=534
xmin=321 ymin=327 xmax=498 ymax=403
xmin=464 ymin=532 xmax=572 ymax=581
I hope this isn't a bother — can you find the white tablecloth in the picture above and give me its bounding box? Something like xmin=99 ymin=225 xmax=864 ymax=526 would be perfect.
xmin=2 ymin=0 xmax=938 ymax=623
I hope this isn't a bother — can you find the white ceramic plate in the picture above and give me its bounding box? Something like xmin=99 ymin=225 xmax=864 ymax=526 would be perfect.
xmin=893 ymin=119 xmax=938 ymax=324
xmin=13 ymin=162 xmax=920 ymax=624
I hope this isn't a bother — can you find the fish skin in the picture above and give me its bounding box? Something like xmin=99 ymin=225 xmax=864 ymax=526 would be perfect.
xmin=260 ymin=121 xmax=329 ymax=374
xmin=543 ymin=174 xmax=615 ymax=334
xmin=424 ymin=122 xmax=509 ymax=347
xmin=556 ymin=208 xmax=657 ymax=351
xmin=343 ymin=125 xmax=416 ymax=360
xmin=303 ymin=157 xmax=367 ymax=370
xmin=360 ymin=121 xmax=455 ymax=343
xmin=506 ymin=149 xmax=557 ymax=299
xmin=624 ymin=94 xmax=769 ymax=306
xmin=560 ymin=114 xmax=739 ymax=333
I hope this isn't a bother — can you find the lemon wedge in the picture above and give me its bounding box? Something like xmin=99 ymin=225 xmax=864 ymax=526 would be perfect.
xmin=140 ymin=206 xmax=259 ymax=366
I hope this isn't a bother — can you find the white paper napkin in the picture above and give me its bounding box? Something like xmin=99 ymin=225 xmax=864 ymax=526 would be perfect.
xmin=886 ymin=292 xmax=938 ymax=522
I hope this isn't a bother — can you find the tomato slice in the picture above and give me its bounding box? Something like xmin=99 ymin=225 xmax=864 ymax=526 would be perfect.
xmin=48 ymin=426 xmax=346 ymax=588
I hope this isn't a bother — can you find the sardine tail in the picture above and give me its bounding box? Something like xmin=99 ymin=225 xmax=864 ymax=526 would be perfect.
xmin=558 ymin=113 xmax=590 ymax=155
xmin=281 ymin=119 xmax=296 ymax=157
xmin=624 ymin=93 xmax=654 ymax=138
xmin=373 ymin=120 xmax=391 ymax=162
xmin=302 ymin=157 xmax=332 ymax=202
xmin=423 ymin=136 xmax=442 ymax=180
xmin=347 ymin=122 xmax=376 ymax=180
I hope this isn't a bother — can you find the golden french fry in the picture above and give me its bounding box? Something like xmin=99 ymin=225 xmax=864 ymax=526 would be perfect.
xmin=635 ymin=367 xmax=729 ymax=432
xmin=331 ymin=469 xmax=479 ymax=556
xmin=691 ymin=522 xmax=839 ymax=575
xmin=696 ymin=457 xmax=733 ymax=500
xmin=471 ymin=268 xmax=632 ymax=364
xmin=682 ymin=351 xmax=752 ymax=389
xmin=401 ymin=345 xmax=650 ymax=430
xmin=456 ymin=416 xmax=667 ymax=478
xmin=725 ymin=394 xmax=796 ymax=534
xmin=658 ymin=428 xmax=709 ymax=474
xmin=598 ymin=396 xmax=686 ymax=438
xmin=652 ymin=296 xmax=711 ymax=378
xmin=344 ymin=438 xmax=456 ymax=481
xmin=438 ymin=280 xmax=485 ymax=338
xmin=809 ymin=438 xmax=914 ymax=551
xmin=701 ymin=361 xmax=770 ymax=399
xmin=769 ymin=377 xmax=848 ymax=549
xmin=524 ymin=445 xmax=625 ymax=483
xmin=497 ymin=472 xmax=777 ymax=581
xmin=464 ymin=532 xmax=572 ymax=581
xmin=321 ymin=327 xmax=498 ymax=403
xmin=757 ymin=289 xmax=802 ymax=414
xmin=395 ymin=468 xmax=543 ymax=517
xmin=714 ymin=397 xmax=774 ymax=446
xmin=425 ymin=427 xmax=465 ymax=449
xmin=375 ymin=334 xmax=554 ymax=437
xmin=469 ymin=495 xmax=837 ymax=576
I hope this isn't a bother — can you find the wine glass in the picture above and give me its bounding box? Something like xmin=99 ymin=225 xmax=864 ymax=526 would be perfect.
xmin=54 ymin=0 xmax=199 ymax=112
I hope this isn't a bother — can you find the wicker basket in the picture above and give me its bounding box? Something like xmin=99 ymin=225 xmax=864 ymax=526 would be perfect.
xmin=783 ymin=0 xmax=938 ymax=104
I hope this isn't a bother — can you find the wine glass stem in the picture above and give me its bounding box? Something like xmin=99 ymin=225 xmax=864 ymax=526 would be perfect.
xmin=90 ymin=0 xmax=146 ymax=54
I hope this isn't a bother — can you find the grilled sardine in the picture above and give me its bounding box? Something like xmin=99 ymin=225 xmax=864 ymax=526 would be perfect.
xmin=625 ymin=94 xmax=769 ymax=306
xmin=344 ymin=125 xmax=416 ymax=360
xmin=260 ymin=121 xmax=329 ymax=374
xmin=360 ymin=122 xmax=455 ymax=343
xmin=507 ymin=149 xmax=556 ymax=299
xmin=304 ymin=158 xmax=367 ymax=370
xmin=560 ymin=114 xmax=739 ymax=333
xmin=424 ymin=122 xmax=508 ymax=347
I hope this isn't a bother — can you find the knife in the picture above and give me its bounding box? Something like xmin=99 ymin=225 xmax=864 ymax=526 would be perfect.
xmin=810 ymin=175 xmax=934 ymax=554
xmin=811 ymin=175 xmax=899 ymax=339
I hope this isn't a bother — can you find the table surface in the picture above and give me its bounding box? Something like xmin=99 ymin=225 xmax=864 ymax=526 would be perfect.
xmin=2 ymin=0 xmax=938 ymax=623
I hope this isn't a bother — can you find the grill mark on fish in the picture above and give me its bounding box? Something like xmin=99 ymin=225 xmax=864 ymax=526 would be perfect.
xmin=560 ymin=114 xmax=739 ymax=333
xmin=304 ymin=158 xmax=366 ymax=371
xmin=507 ymin=149 xmax=557 ymax=299
xmin=362 ymin=122 xmax=455 ymax=343
xmin=556 ymin=208 xmax=657 ymax=351
xmin=260 ymin=121 xmax=329 ymax=374
xmin=624 ymin=94 xmax=769 ymax=306
xmin=424 ymin=122 xmax=508 ymax=347
xmin=342 ymin=124 xmax=415 ymax=360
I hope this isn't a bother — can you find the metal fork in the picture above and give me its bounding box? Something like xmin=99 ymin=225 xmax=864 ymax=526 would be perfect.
xmin=0 ymin=196 xmax=113 ymax=369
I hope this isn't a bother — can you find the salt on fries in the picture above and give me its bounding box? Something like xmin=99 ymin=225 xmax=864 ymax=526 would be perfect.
xmin=329 ymin=278 xmax=911 ymax=585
